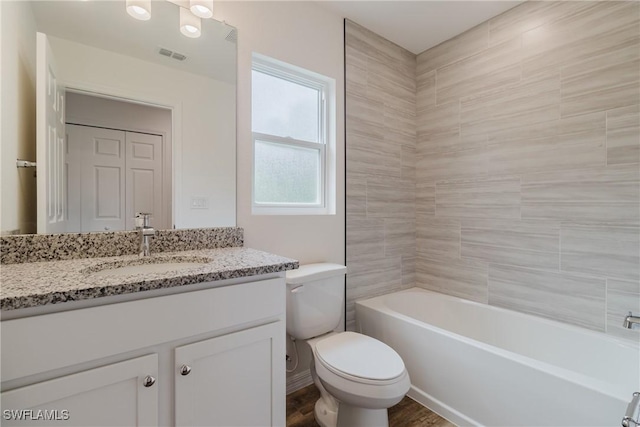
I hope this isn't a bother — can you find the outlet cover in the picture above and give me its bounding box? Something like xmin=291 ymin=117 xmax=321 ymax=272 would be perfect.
xmin=190 ymin=196 xmax=209 ymax=209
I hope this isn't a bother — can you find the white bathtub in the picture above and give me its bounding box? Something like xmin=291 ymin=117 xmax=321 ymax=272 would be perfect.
xmin=355 ymin=288 xmax=639 ymax=426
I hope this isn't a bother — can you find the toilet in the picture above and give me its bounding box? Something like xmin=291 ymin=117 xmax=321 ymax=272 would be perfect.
xmin=286 ymin=263 xmax=410 ymax=427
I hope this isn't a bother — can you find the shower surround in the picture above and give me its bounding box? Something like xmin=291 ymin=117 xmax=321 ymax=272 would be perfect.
xmin=345 ymin=1 xmax=640 ymax=340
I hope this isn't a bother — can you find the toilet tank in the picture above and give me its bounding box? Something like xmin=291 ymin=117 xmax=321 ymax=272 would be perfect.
xmin=285 ymin=263 xmax=347 ymax=340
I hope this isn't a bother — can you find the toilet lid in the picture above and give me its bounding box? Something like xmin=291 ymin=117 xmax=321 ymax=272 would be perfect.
xmin=315 ymin=332 xmax=405 ymax=381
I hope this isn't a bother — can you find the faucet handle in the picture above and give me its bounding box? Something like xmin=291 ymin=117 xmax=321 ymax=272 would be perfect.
xmin=623 ymin=312 xmax=640 ymax=329
xmin=135 ymin=213 xmax=153 ymax=228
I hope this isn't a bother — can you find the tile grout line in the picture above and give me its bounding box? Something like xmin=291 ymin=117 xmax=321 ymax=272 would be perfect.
xmin=604 ymin=109 xmax=608 ymax=167
xmin=604 ymin=278 xmax=609 ymax=333
xmin=559 ymin=221 xmax=562 ymax=274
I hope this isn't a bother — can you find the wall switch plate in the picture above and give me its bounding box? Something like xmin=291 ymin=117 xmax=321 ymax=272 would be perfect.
xmin=190 ymin=196 xmax=209 ymax=209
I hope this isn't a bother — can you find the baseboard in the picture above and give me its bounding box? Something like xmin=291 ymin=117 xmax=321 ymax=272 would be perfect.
xmin=286 ymin=368 xmax=313 ymax=394
xmin=407 ymin=385 xmax=476 ymax=427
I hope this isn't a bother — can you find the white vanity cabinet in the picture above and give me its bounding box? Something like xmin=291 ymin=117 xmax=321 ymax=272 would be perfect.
xmin=0 ymin=276 xmax=286 ymax=426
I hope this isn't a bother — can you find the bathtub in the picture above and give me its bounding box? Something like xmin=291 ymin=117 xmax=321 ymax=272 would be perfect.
xmin=355 ymin=288 xmax=639 ymax=426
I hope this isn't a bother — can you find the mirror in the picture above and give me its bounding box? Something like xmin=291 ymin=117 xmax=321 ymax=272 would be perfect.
xmin=1 ymin=0 xmax=237 ymax=234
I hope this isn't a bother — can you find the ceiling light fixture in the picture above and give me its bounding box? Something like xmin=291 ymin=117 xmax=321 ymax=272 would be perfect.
xmin=126 ymin=0 xmax=151 ymax=21
xmin=180 ymin=7 xmax=201 ymax=38
xmin=190 ymin=0 xmax=213 ymax=19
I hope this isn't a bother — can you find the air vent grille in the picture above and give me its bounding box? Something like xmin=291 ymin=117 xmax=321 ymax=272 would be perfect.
xmin=225 ymin=29 xmax=237 ymax=43
xmin=158 ymin=47 xmax=187 ymax=61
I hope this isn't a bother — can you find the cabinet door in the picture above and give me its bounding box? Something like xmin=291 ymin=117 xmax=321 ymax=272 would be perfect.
xmin=175 ymin=322 xmax=285 ymax=427
xmin=1 ymin=354 xmax=158 ymax=426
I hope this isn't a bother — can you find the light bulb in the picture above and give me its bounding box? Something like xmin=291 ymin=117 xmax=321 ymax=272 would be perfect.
xmin=180 ymin=8 xmax=201 ymax=38
xmin=126 ymin=0 xmax=151 ymax=21
xmin=190 ymin=0 xmax=213 ymax=19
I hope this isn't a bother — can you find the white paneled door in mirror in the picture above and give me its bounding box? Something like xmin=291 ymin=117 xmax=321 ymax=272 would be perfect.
xmin=36 ymin=32 xmax=68 ymax=234
xmin=67 ymin=125 xmax=168 ymax=233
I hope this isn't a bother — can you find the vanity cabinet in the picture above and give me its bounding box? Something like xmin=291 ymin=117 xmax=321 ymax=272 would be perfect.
xmin=0 ymin=276 xmax=286 ymax=426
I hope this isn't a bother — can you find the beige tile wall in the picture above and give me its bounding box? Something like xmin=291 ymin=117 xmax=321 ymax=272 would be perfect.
xmin=345 ymin=20 xmax=416 ymax=330
xmin=346 ymin=1 xmax=640 ymax=340
xmin=416 ymin=1 xmax=639 ymax=337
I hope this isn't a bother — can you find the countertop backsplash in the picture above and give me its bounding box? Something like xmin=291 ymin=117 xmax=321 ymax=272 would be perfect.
xmin=0 ymin=227 xmax=244 ymax=264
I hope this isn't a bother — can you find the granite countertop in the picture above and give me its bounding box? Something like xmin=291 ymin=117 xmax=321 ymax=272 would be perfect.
xmin=0 ymin=247 xmax=298 ymax=311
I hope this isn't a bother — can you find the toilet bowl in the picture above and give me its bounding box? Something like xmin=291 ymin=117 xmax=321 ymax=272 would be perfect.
xmin=309 ymin=332 xmax=410 ymax=427
xmin=286 ymin=264 xmax=410 ymax=427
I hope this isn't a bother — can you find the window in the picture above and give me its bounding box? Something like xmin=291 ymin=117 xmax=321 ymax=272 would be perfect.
xmin=251 ymin=54 xmax=335 ymax=215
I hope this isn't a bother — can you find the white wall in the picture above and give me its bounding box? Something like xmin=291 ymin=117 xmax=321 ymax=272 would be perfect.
xmin=214 ymin=1 xmax=346 ymax=386
xmin=217 ymin=1 xmax=345 ymax=264
xmin=47 ymin=36 xmax=236 ymax=229
xmin=0 ymin=1 xmax=38 ymax=234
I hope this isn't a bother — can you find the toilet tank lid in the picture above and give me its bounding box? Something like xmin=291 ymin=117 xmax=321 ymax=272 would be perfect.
xmin=286 ymin=263 xmax=347 ymax=285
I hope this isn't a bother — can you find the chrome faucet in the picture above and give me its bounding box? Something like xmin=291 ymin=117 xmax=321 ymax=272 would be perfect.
xmin=135 ymin=213 xmax=155 ymax=257
xmin=623 ymin=312 xmax=640 ymax=329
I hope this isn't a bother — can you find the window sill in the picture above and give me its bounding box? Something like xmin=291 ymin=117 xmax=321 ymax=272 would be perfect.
xmin=251 ymin=206 xmax=335 ymax=216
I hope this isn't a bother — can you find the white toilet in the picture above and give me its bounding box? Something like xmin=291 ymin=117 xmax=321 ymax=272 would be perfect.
xmin=286 ymin=263 xmax=410 ymax=427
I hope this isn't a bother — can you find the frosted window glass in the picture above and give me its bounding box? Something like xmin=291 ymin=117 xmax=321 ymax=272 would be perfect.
xmin=252 ymin=70 xmax=320 ymax=143
xmin=254 ymin=140 xmax=320 ymax=204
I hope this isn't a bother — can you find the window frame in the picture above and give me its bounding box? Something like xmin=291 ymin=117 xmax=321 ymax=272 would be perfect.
xmin=251 ymin=54 xmax=334 ymax=215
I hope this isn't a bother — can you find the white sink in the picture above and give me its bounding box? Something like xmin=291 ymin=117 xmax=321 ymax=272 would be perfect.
xmin=85 ymin=256 xmax=210 ymax=278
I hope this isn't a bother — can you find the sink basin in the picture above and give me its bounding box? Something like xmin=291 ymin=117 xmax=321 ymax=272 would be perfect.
xmin=89 ymin=262 xmax=207 ymax=277
xmin=84 ymin=256 xmax=210 ymax=278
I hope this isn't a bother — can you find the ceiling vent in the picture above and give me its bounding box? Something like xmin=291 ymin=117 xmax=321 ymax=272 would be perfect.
xmin=225 ymin=28 xmax=237 ymax=44
xmin=158 ymin=47 xmax=187 ymax=61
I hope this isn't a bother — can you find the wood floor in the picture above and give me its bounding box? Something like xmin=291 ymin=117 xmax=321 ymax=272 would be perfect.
xmin=286 ymin=384 xmax=455 ymax=427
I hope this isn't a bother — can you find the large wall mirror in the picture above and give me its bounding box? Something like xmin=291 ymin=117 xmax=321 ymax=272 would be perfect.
xmin=1 ymin=0 xmax=237 ymax=235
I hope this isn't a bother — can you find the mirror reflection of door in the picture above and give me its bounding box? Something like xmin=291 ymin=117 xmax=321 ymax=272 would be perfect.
xmin=65 ymin=93 xmax=172 ymax=232
xmin=67 ymin=125 xmax=165 ymax=232
xmin=36 ymin=32 xmax=68 ymax=234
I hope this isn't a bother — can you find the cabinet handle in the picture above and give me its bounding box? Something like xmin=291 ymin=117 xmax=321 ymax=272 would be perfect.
xmin=180 ymin=364 xmax=192 ymax=376
xmin=143 ymin=375 xmax=156 ymax=387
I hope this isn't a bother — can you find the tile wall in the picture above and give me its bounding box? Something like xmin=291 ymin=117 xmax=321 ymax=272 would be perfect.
xmin=345 ymin=20 xmax=417 ymax=329
xmin=346 ymin=1 xmax=640 ymax=340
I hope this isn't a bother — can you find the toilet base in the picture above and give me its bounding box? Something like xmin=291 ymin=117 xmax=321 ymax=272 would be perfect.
xmin=336 ymin=404 xmax=388 ymax=427
xmin=314 ymin=397 xmax=338 ymax=427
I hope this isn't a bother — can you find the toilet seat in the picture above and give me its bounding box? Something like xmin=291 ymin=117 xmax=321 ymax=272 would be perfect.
xmin=314 ymin=332 xmax=406 ymax=384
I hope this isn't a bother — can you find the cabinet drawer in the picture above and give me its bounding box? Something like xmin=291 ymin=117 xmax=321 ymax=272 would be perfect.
xmin=2 ymin=277 xmax=285 ymax=382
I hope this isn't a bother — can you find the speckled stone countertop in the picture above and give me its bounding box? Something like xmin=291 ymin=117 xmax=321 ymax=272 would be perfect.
xmin=0 ymin=247 xmax=298 ymax=311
